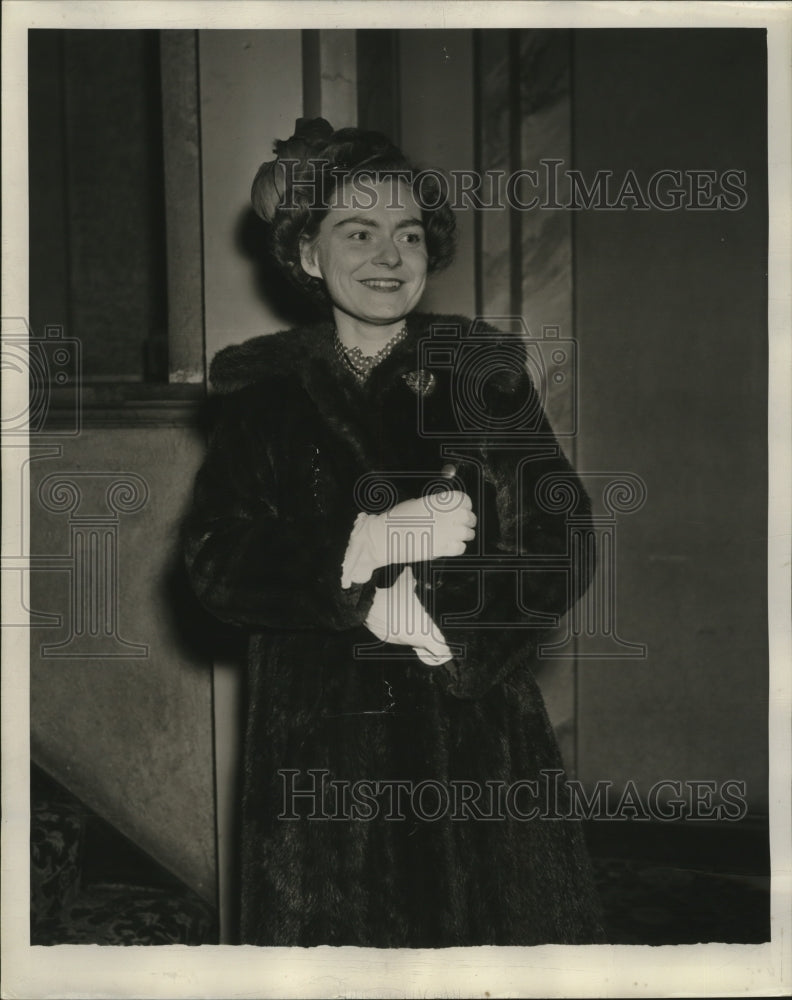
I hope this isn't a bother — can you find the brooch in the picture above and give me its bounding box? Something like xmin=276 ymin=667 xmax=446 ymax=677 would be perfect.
xmin=402 ymin=369 xmax=437 ymax=396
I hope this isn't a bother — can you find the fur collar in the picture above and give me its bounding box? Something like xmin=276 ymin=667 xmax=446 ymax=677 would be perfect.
xmin=208 ymin=312 xmax=509 ymax=395
xmin=210 ymin=319 xmax=334 ymax=394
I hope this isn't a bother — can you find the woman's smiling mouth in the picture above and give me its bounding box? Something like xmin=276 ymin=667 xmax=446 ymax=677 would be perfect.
xmin=359 ymin=278 xmax=404 ymax=291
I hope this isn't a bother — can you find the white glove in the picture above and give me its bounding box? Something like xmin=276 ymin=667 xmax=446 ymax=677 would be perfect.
xmin=341 ymin=490 xmax=476 ymax=589
xmin=363 ymin=566 xmax=453 ymax=665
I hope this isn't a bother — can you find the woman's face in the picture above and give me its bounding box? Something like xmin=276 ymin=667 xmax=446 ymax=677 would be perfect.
xmin=299 ymin=179 xmax=428 ymax=327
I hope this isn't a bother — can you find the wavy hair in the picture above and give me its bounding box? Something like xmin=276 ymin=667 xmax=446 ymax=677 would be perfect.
xmin=256 ymin=126 xmax=457 ymax=307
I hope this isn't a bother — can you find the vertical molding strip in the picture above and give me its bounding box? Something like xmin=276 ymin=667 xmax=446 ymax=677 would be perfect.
xmin=471 ymin=31 xmax=483 ymax=315
xmin=478 ymin=28 xmax=578 ymax=774
xmin=509 ymin=30 xmax=524 ymax=319
xmin=517 ymin=28 xmax=577 ymax=774
xmin=568 ymin=29 xmax=580 ymax=781
xmin=302 ymin=30 xmax=321 ymax=119
xmin=357 ymin=30 xmax=400 ymax=140
xmin=517 ymin=28 xmax=574 ymax=437
xmin=476 ymin=30 xmax=512 ymax=317
xmin=160 ymin=30 xmax=205 ymax=384
xmin=302 ymin=30 xmax=357 ymax=128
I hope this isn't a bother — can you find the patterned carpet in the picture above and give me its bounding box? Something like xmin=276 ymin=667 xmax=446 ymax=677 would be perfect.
xmin=31 ymin=768 xmax=769 ymax=947
xmin=31 ymin=767 xmax=218 ymax=946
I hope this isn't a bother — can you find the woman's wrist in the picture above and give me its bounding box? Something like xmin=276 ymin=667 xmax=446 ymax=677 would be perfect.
xmin=340 ymin=512 xmax=380 ymax=589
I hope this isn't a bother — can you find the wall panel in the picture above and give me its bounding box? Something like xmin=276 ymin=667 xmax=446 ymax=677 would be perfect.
xmin=572 ymin=29 xmax=768 ymax=810
xmin=399 ymin=30 xmax=476 ymax=317
xmin=30 ymin=424 xmax=217 ymax=900
xmin=198 ymin=29 xmax=303 ymax=356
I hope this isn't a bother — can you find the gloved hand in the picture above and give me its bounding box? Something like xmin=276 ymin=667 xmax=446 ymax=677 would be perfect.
xmin=341 ymin=490 xmax=476 ymax=589
xmin=363 ymin=566 xmax=453 ymax=665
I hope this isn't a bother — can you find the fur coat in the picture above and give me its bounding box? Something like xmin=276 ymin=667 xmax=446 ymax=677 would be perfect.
xmin=184 ymin=311 xmax=604 ymax=947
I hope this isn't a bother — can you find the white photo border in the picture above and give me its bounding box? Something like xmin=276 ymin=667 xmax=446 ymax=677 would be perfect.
xmin=3 ymin=2 xmax=790 ymax=997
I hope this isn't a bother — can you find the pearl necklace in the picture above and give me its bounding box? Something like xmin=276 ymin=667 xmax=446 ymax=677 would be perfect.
xmin=334 ymin=324 xmax=408 ymax=384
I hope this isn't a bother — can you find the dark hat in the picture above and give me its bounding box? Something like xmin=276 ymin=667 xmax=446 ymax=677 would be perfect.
xmin=250 ymin=117 xmax=334 ymax=222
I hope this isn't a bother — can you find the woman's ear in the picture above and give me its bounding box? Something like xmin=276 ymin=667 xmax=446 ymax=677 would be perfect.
xmin=299 ymin=236 xmax=323 ymax=279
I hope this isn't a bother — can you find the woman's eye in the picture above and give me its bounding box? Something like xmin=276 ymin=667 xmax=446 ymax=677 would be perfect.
xmin=400 ymin=231 xmax=424 ymax=244
xmin=349 ymin=231 xmax=370 ymax=241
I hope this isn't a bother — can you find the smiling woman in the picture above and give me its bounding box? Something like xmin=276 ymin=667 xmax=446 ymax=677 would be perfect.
xmin=299 ymin=183 xmax=428 ymax=332
xmin=183 ymin=118 xmax=604 ymax=947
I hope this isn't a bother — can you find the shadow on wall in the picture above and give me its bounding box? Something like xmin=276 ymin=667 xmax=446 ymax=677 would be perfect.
xmin=158 ymin=466 xmax=249 ymax=671
xmin=160 ymin=488 xmax=248 ymax=942
xmin=161 ymin=551 xmax=242 ymax=664
xmin=234 ymin=207 xmax=327 ymax=329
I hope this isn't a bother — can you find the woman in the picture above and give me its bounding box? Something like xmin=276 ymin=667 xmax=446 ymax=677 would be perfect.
xmin=185 ymin=119 xmax=604 ymax=947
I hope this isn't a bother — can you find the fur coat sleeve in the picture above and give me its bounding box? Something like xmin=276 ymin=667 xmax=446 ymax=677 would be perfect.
xmin=184 ymin=384 xmax=377 ymax=632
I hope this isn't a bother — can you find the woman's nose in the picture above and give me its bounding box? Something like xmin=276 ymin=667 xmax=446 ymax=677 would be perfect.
xmin=372 ymin=238 xmax=402 ymax=266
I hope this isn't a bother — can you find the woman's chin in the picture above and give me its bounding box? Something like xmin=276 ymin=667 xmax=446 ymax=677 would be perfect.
xmin=343 ymin=304 xmax=411 ymax=326
xmin=357 ymin=286 xmax=424 ymax=319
